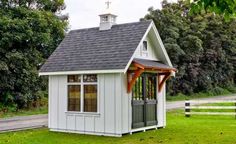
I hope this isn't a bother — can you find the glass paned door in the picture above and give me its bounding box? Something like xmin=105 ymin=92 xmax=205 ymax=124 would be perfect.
xmin=132 ymin=73 xmax=157 ymax=129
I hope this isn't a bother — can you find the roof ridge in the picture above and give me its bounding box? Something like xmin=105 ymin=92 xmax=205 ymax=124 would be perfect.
xmin=70 ymin=20 xmax=153 ymax=32
xmin=113 ymin=20 xmax=152 ymax=27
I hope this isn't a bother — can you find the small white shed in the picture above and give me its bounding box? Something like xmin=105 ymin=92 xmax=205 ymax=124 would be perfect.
xmin=39 ymin=10 xmax=176 ymax=137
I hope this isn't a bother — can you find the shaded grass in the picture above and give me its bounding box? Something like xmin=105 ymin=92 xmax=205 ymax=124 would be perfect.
xmin=0 ymin=106 xmax=48 ymax=119
xmin=1 ymin=110 xmax=236 ymax=144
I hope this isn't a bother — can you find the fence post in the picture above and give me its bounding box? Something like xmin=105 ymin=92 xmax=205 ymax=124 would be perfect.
xmin=185 ymin=100 xmax=190 ymax=117
xmin=235 ymin=100 xmax=236 ymax=119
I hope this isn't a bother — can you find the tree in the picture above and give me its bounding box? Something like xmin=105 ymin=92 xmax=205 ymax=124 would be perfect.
xmin=143 ymin=0 xmax=236 ymax=96
xmin=0 ymin=0 xmax=68 ymax=109
xmin=189 ymin=0 xmax=236 ymax=18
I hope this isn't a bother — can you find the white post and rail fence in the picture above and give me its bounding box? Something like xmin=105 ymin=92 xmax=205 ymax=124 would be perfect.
xmin=185 ymin=100 xmax=236 ymax=119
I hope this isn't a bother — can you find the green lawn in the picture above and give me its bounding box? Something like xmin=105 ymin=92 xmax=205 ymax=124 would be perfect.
xmin=0 ymin=106 xmax=48 ymax=119
xmin=1 ymin=110 xmax=236 ymax=144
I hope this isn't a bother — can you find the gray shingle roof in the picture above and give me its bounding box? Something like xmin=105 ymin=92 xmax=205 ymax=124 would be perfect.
xmin=39 ymin=20 xmax=152 ymax=73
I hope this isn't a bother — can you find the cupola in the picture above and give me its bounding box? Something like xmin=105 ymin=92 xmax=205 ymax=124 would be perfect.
xmin=99 ymin=0 xmax=117 ymax=30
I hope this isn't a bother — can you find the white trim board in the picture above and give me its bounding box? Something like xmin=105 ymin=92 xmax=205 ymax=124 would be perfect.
xmin=130 ymin=125 xmax=158 ymax=134
xmin=186 ymin=106 xmax=236 ymax=109
xmin=39 ymin=69 xmax=124 ymax=76
xmin=50 ymin=128 xmax=122 ymax=137
xmin=185 ymin=112 xmax=236 ymax=116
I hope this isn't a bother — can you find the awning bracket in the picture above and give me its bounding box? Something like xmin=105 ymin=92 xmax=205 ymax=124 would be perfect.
xmin=127 ymin=68 xmax=144 ymax=93
xmin=158 ymin=72 xmax=172 ymax=92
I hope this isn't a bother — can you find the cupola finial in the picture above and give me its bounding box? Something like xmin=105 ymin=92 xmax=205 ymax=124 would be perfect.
xmin=99 ymin=0 xmax=117 ymax=31
xmin=105 ymin=0 xmax=111 ymax=9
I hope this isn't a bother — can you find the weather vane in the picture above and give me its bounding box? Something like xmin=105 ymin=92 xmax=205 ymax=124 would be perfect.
xmin=105 ymin=0 xmax=111 ymax=9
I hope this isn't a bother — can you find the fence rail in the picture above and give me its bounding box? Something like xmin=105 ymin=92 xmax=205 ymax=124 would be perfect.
xmin=186 ymin=100 xmax=236 ymax=103
xmin=185 ymin=100 xmax=236 ymax=118
xmin=185 ymin=112 xmax=236 ymax=116
xmin=185 ymin=106 xmax=236 ymax=109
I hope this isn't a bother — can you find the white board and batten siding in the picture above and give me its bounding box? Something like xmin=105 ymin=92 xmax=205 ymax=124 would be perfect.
xmin=49 ymin=73 xmax=131 ymax=137
xmin=48 ymin=73 xmax=166 ymax=136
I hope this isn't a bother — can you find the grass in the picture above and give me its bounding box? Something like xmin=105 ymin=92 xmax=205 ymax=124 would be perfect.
xmin=1 ymin=109 xmax=236 ymax=144
xmin=0 ymin=106 xmax=48 ymax=119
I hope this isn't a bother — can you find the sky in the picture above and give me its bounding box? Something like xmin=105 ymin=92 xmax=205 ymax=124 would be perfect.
xmin=63 ymin=0 xmax=166 ymax=30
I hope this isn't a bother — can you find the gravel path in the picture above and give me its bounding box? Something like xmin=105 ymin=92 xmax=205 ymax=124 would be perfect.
xmin=0 ymin=114 xmax=47 ymax=133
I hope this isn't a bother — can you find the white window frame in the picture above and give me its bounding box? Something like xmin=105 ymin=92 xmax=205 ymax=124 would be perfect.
xmin=142 ymin=40 xmax=148 ymax=51
xmin=141 ymin=40 xmax=148 ymax=57
xmin=66 ymin=74 xmax=99 ymax=114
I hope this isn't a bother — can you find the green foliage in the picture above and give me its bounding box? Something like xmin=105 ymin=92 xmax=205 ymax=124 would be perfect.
xmin=226 ymin=85 xmax=236 ymax=93
xmin=0 ymin=0 xmax=68 ymax=109
xmin=0 ymin=105 xmax=48 ymax=118
xmin=166 ymin=86 xmax=235 ymax=101
xmin=143 ymin=0 xmax=236 ymax=96
xmin=189 ymin=0 xmax=236 ymax=19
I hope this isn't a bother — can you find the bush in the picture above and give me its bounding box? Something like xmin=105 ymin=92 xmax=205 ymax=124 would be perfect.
xmin=0 ymin=103 xmax=18 ymax=113
xmin=167 ymin=86 xmax=236 ymax=101
xmin=0 ymin=91 xmax=48 ymax=114
xmin=226 ymin=85 xmax=236 ymax=93
xmin=210 ymin=87 xmax=231 ymax=96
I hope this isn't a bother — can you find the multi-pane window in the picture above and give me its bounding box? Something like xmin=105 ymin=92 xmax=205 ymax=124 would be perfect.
xmin=68 ymin=85 xmax=81 ymax=111
xmin=84 ymin=85 xmax=97 ymax=112
xmin=67 ymin=74 xmax=98 ymax=113
xmin=68 ymin=75 xmax=81 ymax=83
xmin=132 ymin=73 xmax=157 ymax=101
xmin=83 ymin=74 xmax=97 ymax=82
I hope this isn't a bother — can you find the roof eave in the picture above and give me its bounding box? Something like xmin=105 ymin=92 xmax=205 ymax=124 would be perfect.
xmin=39 ymin=69 xmax=125 ymax=76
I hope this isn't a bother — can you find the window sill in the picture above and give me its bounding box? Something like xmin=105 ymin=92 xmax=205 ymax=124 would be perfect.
xmin=141 ymin=51 xmax=148 ymax=57
xmin=65 ymin=111 xmax=100 ymax=117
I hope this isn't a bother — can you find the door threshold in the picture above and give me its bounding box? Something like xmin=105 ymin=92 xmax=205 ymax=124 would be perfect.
xmin=130 ymin=125 xmax=158 ymax=134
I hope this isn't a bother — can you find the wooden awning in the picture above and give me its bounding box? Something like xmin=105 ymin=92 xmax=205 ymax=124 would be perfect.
xmin=127 ymin=58 xmax=177 ymax=93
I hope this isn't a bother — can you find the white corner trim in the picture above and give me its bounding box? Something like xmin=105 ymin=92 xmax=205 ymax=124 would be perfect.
xmin=151 ymin=21 xmax=173 ymax=67
xmin=124 ymin=22 xmax=153 ymax=73
xmin=39 ymin=69 xmax=124 ymax=76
